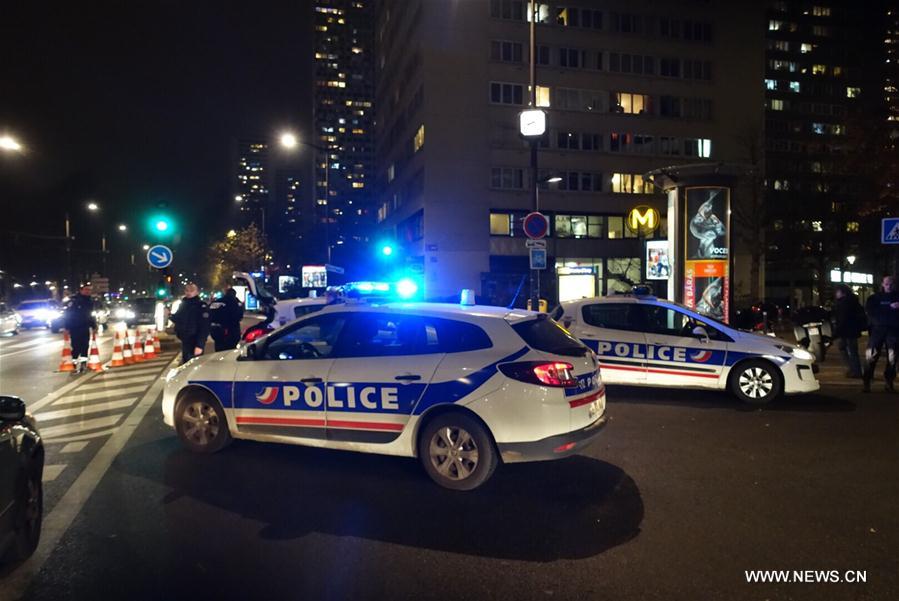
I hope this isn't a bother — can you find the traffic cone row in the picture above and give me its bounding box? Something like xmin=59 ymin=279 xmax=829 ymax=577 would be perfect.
xmin=132 ymin=328 xmax=145 ymax=362
xmin=58 ymin=331 xmax=75 ymax=372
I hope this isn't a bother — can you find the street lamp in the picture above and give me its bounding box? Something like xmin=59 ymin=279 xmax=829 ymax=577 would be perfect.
xmin=118 ymin=224 xmax=127 ymax=232
xmin=280 ymin=132 xmax=298 ymax=149
xmin=87 ymin=202 xmax=99 ymax=211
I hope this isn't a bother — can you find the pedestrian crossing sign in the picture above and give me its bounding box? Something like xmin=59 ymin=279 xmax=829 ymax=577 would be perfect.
xmin=882 ymin=218 xmax=899 ymax=244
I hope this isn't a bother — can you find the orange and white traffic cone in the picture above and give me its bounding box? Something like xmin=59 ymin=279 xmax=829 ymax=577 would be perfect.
xmin=58 ymin=331 xmax=75 ymax=372
xmin=143 ymin=327 xmax=158 ymax=359
xmin=87 ymin=331 xmax=103 ymax=372
xmin=132 ymin=328 xmax=145 ymax=362
xmin=122 ymin=334 xmax=134 ymax=364
xmin=110 ymin=331 xmax=125 ymax=367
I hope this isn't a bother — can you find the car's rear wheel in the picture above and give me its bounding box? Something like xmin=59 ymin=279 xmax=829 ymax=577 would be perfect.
xmin=729 ymin=359 xmax=782 ymax=404
xmin=175 ymin=392 xmax=232 ymax=453
xmin=2 ymin=467 xmax=43 ymax=563
xmin=419 ymin=412 xmax=497 ymax=491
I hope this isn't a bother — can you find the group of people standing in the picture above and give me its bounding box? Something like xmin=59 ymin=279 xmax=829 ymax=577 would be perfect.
xmin=170 ymin=284 xmax=244 ymax=364
xmin=832 ymin=275 xmax=899 ymax=392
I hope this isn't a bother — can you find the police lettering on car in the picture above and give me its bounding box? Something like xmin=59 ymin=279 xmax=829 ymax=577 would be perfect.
xmin=555 ymin=289 xmax=819 ymax=404
xmin=163 ymin=294 xmax=608 ymax=491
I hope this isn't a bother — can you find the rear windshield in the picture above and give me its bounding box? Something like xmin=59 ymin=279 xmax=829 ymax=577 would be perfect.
xmin=133 ymin=299 xmax=157 ymax=310
xmin=18 ymin=301 xmax=51 ymax=310
xmin=512 ymin=316 xmax=587 ymax=357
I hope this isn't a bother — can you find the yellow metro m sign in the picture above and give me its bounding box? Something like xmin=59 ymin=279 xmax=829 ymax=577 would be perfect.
xmin=626 ymin=205 xmax=661 ymax=235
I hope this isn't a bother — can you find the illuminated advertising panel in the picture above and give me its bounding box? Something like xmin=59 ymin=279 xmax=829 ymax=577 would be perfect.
xmin=684 ymin=187 xmax=730 ymax=322
xmin=645 ymin=240 xmax=670 ymax=280
xmin=301 ymin=265 xmax=327 ymax=288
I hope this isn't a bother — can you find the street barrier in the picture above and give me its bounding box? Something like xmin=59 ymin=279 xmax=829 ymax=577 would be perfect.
xmin=143 ymin=327 xmax=158 ymax=359
xmin=132 ymin=329 xmax=145 ymax=362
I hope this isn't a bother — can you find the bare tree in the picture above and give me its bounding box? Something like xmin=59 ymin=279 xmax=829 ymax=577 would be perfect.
xmin=731 ymin=123 xmax=766 ymax=301
xmin=205 ymin=223 xmax=267 ymax=289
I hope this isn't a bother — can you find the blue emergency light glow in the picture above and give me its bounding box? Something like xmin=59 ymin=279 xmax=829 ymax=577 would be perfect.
xmin=381 ymin=245 xmax=394 ymax=256
xmin=396 ymin=278 xmax=418 ymax=299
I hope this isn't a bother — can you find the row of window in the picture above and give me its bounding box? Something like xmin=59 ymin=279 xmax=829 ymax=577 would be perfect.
xmin=767 ymin=179 xmax=859 ymax=195
xmin=768 ymin=98 xmax=853 ymax=115
xmin=771 ymin=219 xmax=860 ymax=234
xmin=768 ymin=59 xmax=846 ymax=77
xmin=490 ymin=211 xmax=666 ymax=240
xmin=489 ymin=0 xmax=713 ymax=43
xmin=767 ymin=119 xmax=846 ymax=136
xmin=491 ymin=168 xmax=662 ymax=194
xmin=767 ymin=139 xmax=848 ymax=155
xmin=766 ymin=79 xmax=861 ymax=99
xmin=521 ymin=130 xmax=712 ymax=159
xmin=768 ymin=20 xmax=832 ymax=37
xmin=489 ymin=40 xmax=713 ymax=81
xmin=489 ymin=82 xmax=713 ymax=120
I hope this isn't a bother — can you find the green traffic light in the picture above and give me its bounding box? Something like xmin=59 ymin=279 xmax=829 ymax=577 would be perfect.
xmin=147 ymin=213 xmax=175 ymax=237
xmin=157 ymin=288 xmax=167 ymax=297
xmin=155 ymin=220 xmax=169 ymax=232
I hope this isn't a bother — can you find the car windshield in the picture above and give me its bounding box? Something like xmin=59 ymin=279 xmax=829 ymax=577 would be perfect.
xmin=18 ymin=301 xmax=52 ymax=311
xmin=133 ymin=299 xmax=157 ymax=311
xmin=512 ymin=316 xmax=588 ymax=357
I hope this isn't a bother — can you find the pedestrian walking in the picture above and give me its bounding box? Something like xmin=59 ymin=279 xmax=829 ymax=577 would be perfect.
xmin=170 ymin=283 xmax=210 ymax=364
xmin=63 ymin=284 xmax=97 ymax=373
xmin=209 ymin=287 xmax=244 ymax=352
xmin=831 ymin=284 xmax=865 ymax=378
xmin=862 ymin=275 xmax=899 ymax=392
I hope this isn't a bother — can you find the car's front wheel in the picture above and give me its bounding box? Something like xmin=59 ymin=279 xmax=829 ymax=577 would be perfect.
xmin=419 ymin=412 xmax=497 ymax=491
xmin=175 ymin=392 xmax=232 ymax=453
xmin=729 ymin=360 xmax=783 ymax=404
xmin=2 ymin=467 xmax=43 ymax=563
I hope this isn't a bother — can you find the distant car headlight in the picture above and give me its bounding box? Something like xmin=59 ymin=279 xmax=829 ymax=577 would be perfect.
xmin=775 ymin=344 xmax=815 ymax=362
xmin=35 ymin=308 xmax=59 ymax=321
xmin=114 ymin=308 xmax=135 ymax=319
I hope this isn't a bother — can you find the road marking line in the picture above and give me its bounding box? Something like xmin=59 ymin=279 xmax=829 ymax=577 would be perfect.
xmin=4 ymin=354 xmax=178 ymax=597
xmin=21 ymin=372 xmax=102 ymax=414
xmin=60 ymin=441 xmax=90 ymax=453
xmin=35 ymin=399 xmax=137 ymax=422
xmin=0 ymin=336 xmax=57 ymax=351
xmin=75 ymin=374 xmax=158 ymax=390
xmin=0 ymin=340 xmax=63 ymax=360
xmin=53 ymin=385 xmax=150 ymax=405
xmin=44 ymin=428 xmax=118 ymax=444
xmin=42 ymin=465 xmax=66 ymax=482
xmin=38 ymin=414 xmax=124 ymax=439
xmin=97 ymin=366 xmax=168 ymax=380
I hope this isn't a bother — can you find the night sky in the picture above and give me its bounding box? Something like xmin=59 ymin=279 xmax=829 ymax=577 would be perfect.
xmin=1 ymin=1 xmax=314 ymax=280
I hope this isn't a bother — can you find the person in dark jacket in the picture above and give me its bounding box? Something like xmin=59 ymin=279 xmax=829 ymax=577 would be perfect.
xmin=863 ymin=276 xmax=899 ymax=392
xmin=208 ymin=288 xmax=244 ymax=351
xmin=170 ymin=283 xmax=210 ymax=364
xmin=832 ymin=284 xmax=865 ymax=378
xmin=64 ymin=284 xmax=97 ymax=373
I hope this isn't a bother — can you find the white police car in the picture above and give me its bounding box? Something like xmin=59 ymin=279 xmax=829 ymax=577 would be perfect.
xmin=553 ymin=293 xmax=819 ymax=404
xmin=163 ymin=302 xmax=607 ymax=490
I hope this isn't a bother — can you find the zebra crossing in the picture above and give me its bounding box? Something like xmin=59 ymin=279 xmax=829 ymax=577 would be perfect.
xmin=33 ymin=352 xmax=178 ymax=481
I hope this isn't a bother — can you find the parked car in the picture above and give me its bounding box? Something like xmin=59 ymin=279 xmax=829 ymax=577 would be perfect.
xmin=0 ymin=395 xmax=43 ymax=563
xmin=0 ymin=303 xmax=20 ymax=336
xmin=15 ymin=299 xmax=62 ymax=331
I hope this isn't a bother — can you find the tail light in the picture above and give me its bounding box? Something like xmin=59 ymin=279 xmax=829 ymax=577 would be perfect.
xmin=499 ymin=361 xmax=577 ymax=387
xmin=243 ymin=326 xmax=272 ymax=343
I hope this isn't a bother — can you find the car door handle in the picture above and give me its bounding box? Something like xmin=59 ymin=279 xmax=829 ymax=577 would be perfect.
xmin=394 ymin=374 xmax=422 ymax=381
xmin=300 ymin=377 xmax=323 ymax=383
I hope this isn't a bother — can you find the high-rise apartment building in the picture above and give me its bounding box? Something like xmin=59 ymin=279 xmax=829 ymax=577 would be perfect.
xmin=764 ymin=1 xmax=886 ymax=305
xmin=272 ymin=169 xmax=304 ymax=266
xmin=374 ymin=0 xmax=764 ymax=302
xmin=312 ymin=0 xmax=375 ymax=263
xmin=233 ymin=139 xmax=270 ymax=230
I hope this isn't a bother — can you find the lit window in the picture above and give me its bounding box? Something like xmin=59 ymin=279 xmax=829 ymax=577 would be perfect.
xmin=490 ymin=213 xmax=512 ymax=236
xmin=790 ymin=81 xmax=800 ymax=93
xmin=800 ymin=43 xmax=814 ymax=53
xmin=769 ymin=20 xmax=784 ymax=31
xmin=811 ymin=221 xmax=823 ymax=232
xmin=812 ymin=6 xmax=831 ymax=16
xmin=846 ymin=221 xmax=859 ymax=232
xmin=352 ymin=182 xmax=364 ymax=188
xmin=765 ymin=79 xmax=777 ymax=90
xmin=812 ymin=64 xmax=827 ymax=75
xmin=771 ymin=99 xmax=784 ymax=110
xmin=610 ymin=173 xmax=650 ymax=194
xmin=413 ymin=124 xmax=425 ymax=152
xmin=614 ymin=92 xmax=651 ymax=114
xmin=536 ymin=85 xmax=551 ymax=107
xmin=847 ymin=87 xmax=861 ymax=98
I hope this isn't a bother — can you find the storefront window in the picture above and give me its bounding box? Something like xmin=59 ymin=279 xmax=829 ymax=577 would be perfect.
xmin=490 ymin=212 xmax=511 ymax=236
xmin=571 ymin=215 xmax=588 ymax=237
xmin=555 ymin=215 xmax=572 ymax=237
xmin=606 ymin=257 xmax=642 ymax=293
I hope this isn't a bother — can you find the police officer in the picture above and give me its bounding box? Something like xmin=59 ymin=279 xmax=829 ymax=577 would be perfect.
xmin=64 ymin=284 xmax=97 ymax=373
xmin=209 ymin=287 xmax=244 ymax=351
xmin=170 ymin=283 xmax=210 ymax=364
xmin=863 ymin=275 xmax=899 ymax=392
xmin=832 ymin=284 xmax=866 ymax=378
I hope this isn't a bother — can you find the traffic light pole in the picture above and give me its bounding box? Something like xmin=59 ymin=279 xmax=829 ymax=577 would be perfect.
xmin=528 ymin=2 xmax=540 ymax=312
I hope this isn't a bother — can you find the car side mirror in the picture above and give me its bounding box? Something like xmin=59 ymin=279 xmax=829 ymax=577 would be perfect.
xmin=0 ymin=395 xmax=26 ymax=421
xmin=238 ymin=343 xmax=258 ymax=361
xmin=692 ymin=326 xmax=710 ymax=343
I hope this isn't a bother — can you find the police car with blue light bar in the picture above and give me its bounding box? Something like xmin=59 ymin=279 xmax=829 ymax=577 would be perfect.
xmin=553 ymin=291 xmax=819 ymax=404
xmin=163 ymin=299 xmax=607 ymax=490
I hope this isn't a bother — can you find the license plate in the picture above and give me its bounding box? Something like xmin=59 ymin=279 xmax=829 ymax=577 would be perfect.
xmin=808 ymin=327 xmax=819 ymax=335
xmin=587 ymin=399 xmax=601 ymax=419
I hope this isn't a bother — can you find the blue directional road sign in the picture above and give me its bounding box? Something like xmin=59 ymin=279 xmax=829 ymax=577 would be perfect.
xmin=147 ymin=244 xmax=173 ymax=269
xmin=882 ymin=217 xmax=899 ymax=245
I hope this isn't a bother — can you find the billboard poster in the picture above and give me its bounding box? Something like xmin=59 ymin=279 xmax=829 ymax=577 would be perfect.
xmin=301 ymin=265 xmax=327 ymax=288
xmin=646 ymin=240 xmax=670 ymax=280
xmin=684 ymin=187 xmax=730 ymax=322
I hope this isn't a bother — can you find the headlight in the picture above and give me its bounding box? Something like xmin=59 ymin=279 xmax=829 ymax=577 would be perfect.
xmin=114 ymin=308 xmax=135 ymax=319
xmin=775 ymin=344 xmax=815 ymax=362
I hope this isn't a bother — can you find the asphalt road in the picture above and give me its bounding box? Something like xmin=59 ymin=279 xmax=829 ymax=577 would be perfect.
xmin=1 ymin=334 xmax=897 ymax=601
